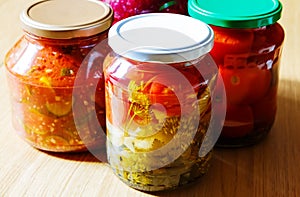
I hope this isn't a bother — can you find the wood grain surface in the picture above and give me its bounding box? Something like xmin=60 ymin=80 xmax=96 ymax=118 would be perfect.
xmin=0 ymin=0 xmax=299 ymax=196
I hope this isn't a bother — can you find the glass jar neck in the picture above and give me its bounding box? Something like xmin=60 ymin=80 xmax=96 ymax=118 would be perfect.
xmin=211 ymin=24 xmax=270 ymax=31
xmin=24 ymin=30 xmax=108 ymax=48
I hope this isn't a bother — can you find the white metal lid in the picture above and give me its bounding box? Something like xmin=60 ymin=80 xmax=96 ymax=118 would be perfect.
xmin=20 ymin=0 xmax=113 ymax=39
xmin=108 ymin=13 xmax=214 ymax=63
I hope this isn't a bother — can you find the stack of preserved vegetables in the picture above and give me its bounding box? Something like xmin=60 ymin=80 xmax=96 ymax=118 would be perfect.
xmin=6 ymin=36 xmax=108 ymax=151
xmin=104 ymin=13 xmax=217 ymax=191
xmin=105 ymin=56 xmax=213 ymax=191
xmin=188 ymin=0 xmax=285 ymax=146
xmin=4 ymin=0 xmax=113 ymax=152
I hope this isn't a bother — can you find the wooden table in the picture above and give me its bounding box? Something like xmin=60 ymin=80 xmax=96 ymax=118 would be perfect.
xmin=0 ymin=0 xmax=299 ymax=196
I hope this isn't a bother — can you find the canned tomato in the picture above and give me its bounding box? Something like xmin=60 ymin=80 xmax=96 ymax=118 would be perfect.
xmin=188 ymin=0 xmax=285 ymax=147
xmin=104 ymin=13 xmax=224 ymax=191
xmin=4 ymin=0 xmax=113 ymax=152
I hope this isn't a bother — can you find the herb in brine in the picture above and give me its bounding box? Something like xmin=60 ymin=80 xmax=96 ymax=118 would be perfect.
xmin=104 ymin=13 xmax=219 ymax=191
xmin=105 ymin=58 xmax=214 ymax=191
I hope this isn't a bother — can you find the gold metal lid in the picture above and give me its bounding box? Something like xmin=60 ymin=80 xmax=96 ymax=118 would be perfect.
xmin=20 ymin=0 xmax=113 ymax=39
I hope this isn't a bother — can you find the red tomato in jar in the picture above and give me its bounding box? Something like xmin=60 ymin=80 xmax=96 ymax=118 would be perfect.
xmin=220 ymin=66 xmax=272 ymax=105
xmin=147 ymin=69 xmax=204 ymax=116
xmin=210 ymin=26 xmax=254 ymax=66
xmin=149 ymin=80 xmax=181 ymax=117
xmin=251 ymin=23 xmax=285 ymax=53
xmin=214 ymin=74 xmax=254 ymax=138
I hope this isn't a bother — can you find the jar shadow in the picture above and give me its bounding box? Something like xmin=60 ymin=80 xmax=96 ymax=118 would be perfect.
xmin=39 ymin=147 xmax=107 ymax=163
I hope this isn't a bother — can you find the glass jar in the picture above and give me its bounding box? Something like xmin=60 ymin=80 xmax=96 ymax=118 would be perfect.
xmin=4 ymin=0 xmax=113 ymax=152
xmin=104 ymin=13 xmax=224 ymax=191
xmin=101 ymin=0 xmax=188 ymax=23
xmin=188 ymin=0 xmax=285 ymax=147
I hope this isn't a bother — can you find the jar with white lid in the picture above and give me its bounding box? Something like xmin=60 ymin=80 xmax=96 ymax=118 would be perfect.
xmin=4 ymin=0 xmax=113 ymax=152
xmin=104 ymin=13 xmax=225 ymax=191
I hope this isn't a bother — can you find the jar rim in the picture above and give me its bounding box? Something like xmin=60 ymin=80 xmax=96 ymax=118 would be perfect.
xmin=188 ymin=0 xmax=282 ymax=28
xmin=20 ymin=0 xmax=113 ymax=39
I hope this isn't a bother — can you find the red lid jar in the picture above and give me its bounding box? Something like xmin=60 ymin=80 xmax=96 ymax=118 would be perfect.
xmin=4 ymin=0 xmax=113 ymax=152
xmin=189 ymin=0 xmax=285 ymax=147
xmin=104 ymin=13 xmax=224 ymax=191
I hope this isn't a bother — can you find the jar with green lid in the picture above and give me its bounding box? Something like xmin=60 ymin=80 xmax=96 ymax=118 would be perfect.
xmin=104 ymin=13 xmax=225 ymax=191
xmin=4 ymin=0 xmax=113 ymax=152
xmin=188 ymin=0 xmax=285 ymax=147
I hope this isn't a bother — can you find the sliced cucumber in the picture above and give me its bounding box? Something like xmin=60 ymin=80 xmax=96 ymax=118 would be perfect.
xmin=46 ymin=100 xmax=72 ymax=117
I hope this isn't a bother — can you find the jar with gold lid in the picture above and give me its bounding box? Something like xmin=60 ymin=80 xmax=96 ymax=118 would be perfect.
xmin=4 ymin=0 xmax=113 ymax=152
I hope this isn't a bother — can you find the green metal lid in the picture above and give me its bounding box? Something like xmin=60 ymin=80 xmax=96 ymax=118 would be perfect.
xmin=188 ymin=0 xmax=282 ymax=28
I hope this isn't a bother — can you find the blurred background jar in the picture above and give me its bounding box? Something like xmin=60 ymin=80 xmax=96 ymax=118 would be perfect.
xmin=4 ymin=0 xmax=113 ymax=152
xmin=188 ymin=0 xmax=285 ymax=147
xmin=104 ymin=13 xmax=224 ymax=191
xmin=101 ymin=0 xmax=188 ymax=23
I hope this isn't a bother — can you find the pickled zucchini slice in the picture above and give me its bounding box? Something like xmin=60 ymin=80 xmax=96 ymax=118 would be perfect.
xmin=46 ymin=100 xmax=72 ymax=116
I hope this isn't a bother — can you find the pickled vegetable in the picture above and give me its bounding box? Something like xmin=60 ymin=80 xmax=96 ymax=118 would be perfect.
xmin=210 ymin=24 xmax=284 ymax=146
xmin=105 ymin=56 xmax=214 ymax=191
xmin=5 ymin=34 xmax=108 ymax=151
